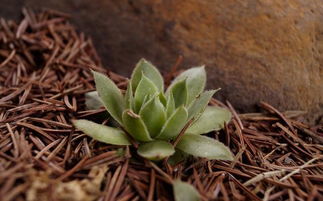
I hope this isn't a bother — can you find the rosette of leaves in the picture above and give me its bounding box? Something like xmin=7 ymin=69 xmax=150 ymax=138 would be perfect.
xmin=73 ymin=59 xmax=233 ymax=161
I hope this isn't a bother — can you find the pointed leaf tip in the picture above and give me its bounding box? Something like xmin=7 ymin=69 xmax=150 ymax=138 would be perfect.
xmin=72 ymin=119 xmax=131 ymax=145
xmin=125 ymin=81 xmax=134 ymax=110
xmin=186 ymin=106 xmax=231 ymax=135
xmin=187 ymin=89 xmax=218 ymax=120
xmin=93 ymin=71 xmax=125 ymax=125
xmin=134 ymin=74 xmax=158 ymax=112
xmin=85 ymin=91 xmax=104 ymax=110
xmin=169 ymin=78 xmax=188 ymax=108
xmin=157 ymin=106 xmax=188 ymax=140
xmin=173 ymin=180 xmax=200 ymax=201
xmin=176 ymin=135 xmax=234 ymax=160
xmin=131 ymin=58 xmax=164 ymax=92
xmin=171 ymin=66 xmax=206 ymax=105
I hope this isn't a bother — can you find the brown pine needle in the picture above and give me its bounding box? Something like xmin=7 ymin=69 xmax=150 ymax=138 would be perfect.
xmin=0 ymin=9 xmax=322 ymax=201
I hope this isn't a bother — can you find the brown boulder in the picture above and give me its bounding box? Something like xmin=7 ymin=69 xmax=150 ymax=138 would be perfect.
xmin=1 ymin=0 xmax=323 ymax=123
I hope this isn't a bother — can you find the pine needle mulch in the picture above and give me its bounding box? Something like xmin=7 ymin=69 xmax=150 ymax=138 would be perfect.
xmin=0 ymin=9 xmax=322 ymax=201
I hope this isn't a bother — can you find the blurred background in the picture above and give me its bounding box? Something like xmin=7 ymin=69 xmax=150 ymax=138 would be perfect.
xmin=1 ymin=0 xmax=322 ymax=124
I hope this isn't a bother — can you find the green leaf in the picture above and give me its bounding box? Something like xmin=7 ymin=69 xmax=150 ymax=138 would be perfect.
xmin=137 ymin=141 xmax=175 ymax=160
xmin=125 ymin=81 xmax=134 ymax=109
xmin=85 ymin=91 xmax=103 ymax=110
xmin=157 ymin=106 xmax=188 ymax=140
xmin=171 ymin=66 xmax=206 ymax=105
xmin=173 ymin=180 xmax=200 ymax=201
xmin=187 ymin=90 xmax=218 ymax=120
xmin=131 ymin=58 xmax=164 ymax=92
xmin=72 ymin=119 xmax=131 ymax=145
xmin=158 ymin=92 xmax=167 ymax=107
xmin=122 ymin=109 xmax=152 ymax=142
xmin=93 ymin=71 xmax=125 ymax=125
xmin=166 ymin=93 xmax=175 ymax=117
xmin=139 ymin=96 xmax=167 ymax=138
xmin=186 ymin=106 xmax=231 ymax=135
xmin=176 ymin=135 xmax=234 ymax=160
xmin=169 ymin=79 xmax=188 ymax=108
xmin=134 ymin=74 xmax=158 ymax=112
xmin=168 ymin=149 xmax=189 ymax=166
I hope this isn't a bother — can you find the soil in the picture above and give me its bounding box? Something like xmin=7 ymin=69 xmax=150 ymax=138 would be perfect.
xmin=0 ymin=9 xmax=322 ymax=201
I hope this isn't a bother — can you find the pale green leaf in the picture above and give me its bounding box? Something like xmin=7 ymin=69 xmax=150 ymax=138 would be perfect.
xmin=173 ymin=180 xmax=200 ymax=201
xmin=134 ymin=74 xmax=158 ymax=112
xmin=186 ymin=106 xmax=231 ymax=135
xmin=168 ymin=149 xmax=189 ymax=166
xmin=166 ymin=93 xmax=175 ymax=117
xmin=137 ymin=141 xmax=175 ymax=160
xmin=169 ymin=79 xmax=188 ymax=108
xmin=139 ymin=96 xmax=167 ymax=138
xmin=158 ymin=92 xmax=167 ymax=107
xmin=122 ymin=109 xmax=152 ymax=142
xmin=93 ymin=71 xmax=125 ymax=125
xmin=131 ymin=58 xmax=164 ymax=92
xmin=187 ymin=90 xmax=218 ymax=120
xmin=125 ymin=81 xmax=134 ymax=109
xmin=72 ymin=119 xmax=131 ymax=145
xmin=171 ymin=66 xmax=206 ymax=105
xmin=157 ymin=106 xmax=188 ymax=140
xmin=85 ymin=91 xmax=103 ymax=110
xmin=176 ymin=135 xmax=234 ymax=160
xmin=141 ymin=95 xmax=151 ymax=108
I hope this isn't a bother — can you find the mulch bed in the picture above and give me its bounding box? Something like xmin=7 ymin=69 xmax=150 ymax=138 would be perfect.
xmin=0 ymin=9 xmax=322 ymax=201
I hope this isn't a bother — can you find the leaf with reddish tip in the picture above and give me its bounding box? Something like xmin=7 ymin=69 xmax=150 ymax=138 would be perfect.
xmin=137 ymin=141 xmax=175 ymax=160
xmin=122 ymin=109 xmax=152 ymax=142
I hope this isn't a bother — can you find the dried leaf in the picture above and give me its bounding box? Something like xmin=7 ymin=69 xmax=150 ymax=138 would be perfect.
xmin=27 ymin=166 xmax=108 ymax=201
xmin=85 ymin=91 xmax=103 ymax=110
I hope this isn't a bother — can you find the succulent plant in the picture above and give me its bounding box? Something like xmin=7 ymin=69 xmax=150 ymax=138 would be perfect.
xmin=73 ymin=59 xmax=233 ymax=161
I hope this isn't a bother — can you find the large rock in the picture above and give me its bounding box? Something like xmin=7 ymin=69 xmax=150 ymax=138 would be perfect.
xmin=1 ymin=0 xmax=323 ymax=123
